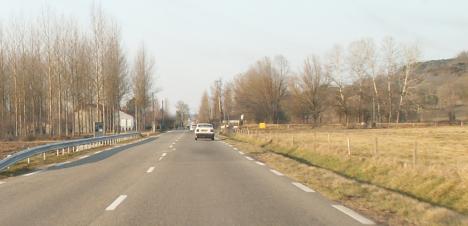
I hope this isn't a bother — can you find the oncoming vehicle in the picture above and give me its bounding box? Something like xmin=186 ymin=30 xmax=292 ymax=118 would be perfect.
xmin=194 ymin=123 xmax=215 ymax=140
xmin=190 ymin=123 xmax=197 ymax=131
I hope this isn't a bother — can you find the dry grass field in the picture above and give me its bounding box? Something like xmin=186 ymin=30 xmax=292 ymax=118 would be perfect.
xmin=231 ymin=126 xmax=468 ymax=216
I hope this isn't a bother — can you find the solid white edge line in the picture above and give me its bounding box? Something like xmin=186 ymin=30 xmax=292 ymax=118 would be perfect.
xmin=255 ymin=161 xmax=265 ymax=166
xmin=292 ymin=182 xmax=315 ymax=192
xmin=105 ymin=195 xmax=127 ymax=211
xmin=270 ymin=169 xmax=284 ymax=176
xmin=245 ymin=156 xmax=254 ymax=161
xmin=332 ymin=205 xmax=375 ymax=225
xmin=78 ymin=155 xmax=89 ymax=159
xmin=0 ymin=181 xmax=5 ymax=185
xmin=23 ymin=171 xmax=42 ymax=177
xmin=238 ymin=151 xmax=244 ymax=155
xmin=146 ymin=166 xmax=155 ymax=173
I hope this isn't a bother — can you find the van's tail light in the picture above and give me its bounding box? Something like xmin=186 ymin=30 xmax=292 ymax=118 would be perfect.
xmin=196 ymin=129 xmax=199 ymax=132
xmin=210 ymin=129 xmax=214 ymax=132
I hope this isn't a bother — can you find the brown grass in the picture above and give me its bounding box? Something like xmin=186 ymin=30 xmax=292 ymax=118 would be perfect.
xmin=229 ymin=126 xmax=468 ymax=221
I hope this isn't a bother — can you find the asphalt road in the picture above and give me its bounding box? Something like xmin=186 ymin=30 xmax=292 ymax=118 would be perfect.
xmin=0 ymin=131 xmax=375 ymax=226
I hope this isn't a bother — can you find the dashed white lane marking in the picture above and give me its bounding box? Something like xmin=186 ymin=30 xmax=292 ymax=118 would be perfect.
xmin=292 ymin=182 xmax=315 ymax=193
xmin=172 ymin=142 xmax=175 ymax=145
xmin=159 ymin=157 xmax=164 ymax=161
xmin=95 ymin=151 xmax=102 ymax=154
xmin=146 ymin=167 xmax=155 ymax=173
xmin=106 ymin=195 xmax=127 ymax=211
xmin=0 ymin=181 xmax=5 ymax=185
xmin=233 ymin=147 xmax=238 ymax=150
xmin=55 ymin=161 xmax=71 ymax=167
xmin=162 ymin=153 xmax=167 ymax=157
xmin=255 ymin=161 xmax=266 ymax=166
xmin=332 ymin=205 xmax=375 ymax=225
xmin=169 ymin=145 xmax=173 ymax=148
xmin=245 ymin=156 xmax=254 ymax=161
xmin=172 ymin=148 xmax=176 ymax=151
xmin=270 ymin=169 xmax=284 ymax=176
xmin=78 ymin=155 xmax=89 ymax=159
xmin=23 ymin=171 xmax=42 ymax=177
xmin=238 ymin=151 xmax=244 ymax=155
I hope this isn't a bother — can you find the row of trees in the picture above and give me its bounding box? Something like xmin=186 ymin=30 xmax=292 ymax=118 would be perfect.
xmin=0 ymin=8 xmax=156 ymax=138
xmin=199 ymin=37 xmax=468 ymax=126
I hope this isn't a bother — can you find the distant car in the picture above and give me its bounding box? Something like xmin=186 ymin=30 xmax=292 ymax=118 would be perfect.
xmin=195 ymin=123 xmax=215 ymax=140
xmin=190 ymin=124 xmax=197 ymax=131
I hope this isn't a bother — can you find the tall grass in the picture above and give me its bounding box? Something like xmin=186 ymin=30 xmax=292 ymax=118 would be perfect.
xmin=233 ymin=126 xmax=468 ymax=214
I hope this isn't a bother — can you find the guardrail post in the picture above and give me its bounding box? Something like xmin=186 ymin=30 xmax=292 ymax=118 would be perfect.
xmin=27 ymin=158 xmax=30 ymax=165
xmin=56 ymin=150 xmax=59 ymax=156
xmin=43 ymin=152 xmax=46 ymax=161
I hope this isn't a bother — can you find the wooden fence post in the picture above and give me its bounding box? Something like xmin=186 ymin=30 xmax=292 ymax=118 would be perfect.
xmin=347 ymin=137 xmax=351 ymax=157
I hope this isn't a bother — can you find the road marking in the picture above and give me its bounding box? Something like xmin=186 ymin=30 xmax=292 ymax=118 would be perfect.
xmin=245 ymin=156 xmax=254 ymax=161
xmin=238 ymin=151 xmax=244 ymax=155
xmin=23 ymin=171 xmax=42 ymax=177
xmin=159 ymin=157 xmax=164 ymax=161
xmin=95 ymin=151 xmax=102 ymax=154
xmin=233 ymin=147 xmax=238 ymax=150
xmin=172 ymin=148 xmax=176 ymax=151
xmin=0 ymin=181 xmax=5 ymax=185
xmin=105 ymin=195 xmax=127 ymax=211
xmin=55 ymin=161 xmax=71 ymax=167
xmin=78 ymin=155 xmax=89 ymax=159
xmin=146 ymin=167 xmax=155 ymax=173
xmin=255 ymin=161 xmax=265 ymax=166
xmin=292 ymin=182 xmax=315 ymax=192
xmin=162 ymin=153 xmax=167 ymax=157
xmin=169 ymin=145 xmax=173 ymax=148
xmin=172 ymin=142 xmax=175 ymax=145
xmin=270 ymin=169 xmax=284 ymax=176
xmin=332 ymin=205 xmax=375 ymax=225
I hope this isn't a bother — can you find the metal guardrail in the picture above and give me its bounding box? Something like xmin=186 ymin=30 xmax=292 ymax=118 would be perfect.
xmin=0 ymin=132 xmax=141 ymax=172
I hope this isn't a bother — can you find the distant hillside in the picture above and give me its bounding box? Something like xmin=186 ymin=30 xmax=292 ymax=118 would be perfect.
xmin=413 ymin=54 xmax=468 ymax=121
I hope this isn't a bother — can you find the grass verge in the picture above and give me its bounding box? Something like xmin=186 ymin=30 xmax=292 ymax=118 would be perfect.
xmin=225 ymin=134 xmax=468 ymax=226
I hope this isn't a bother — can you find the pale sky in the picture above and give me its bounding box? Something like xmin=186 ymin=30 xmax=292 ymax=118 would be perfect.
xmin=1 ymin=0 xmax=467 ymax=113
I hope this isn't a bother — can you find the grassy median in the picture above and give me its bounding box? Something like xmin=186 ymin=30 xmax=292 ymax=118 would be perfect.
xmin=0 ymin=134 xmax=151 ymax=179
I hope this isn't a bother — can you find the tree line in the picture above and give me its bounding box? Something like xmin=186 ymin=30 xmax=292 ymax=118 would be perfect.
xmin=199 ymin=37 xmax=468 ymax=126
xmin=0 ymin=8 xmax=155 ymax=139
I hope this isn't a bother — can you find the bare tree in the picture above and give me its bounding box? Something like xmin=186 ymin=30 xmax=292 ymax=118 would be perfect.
xmin=132 ymin=44 xmax=154 ymax=131
xmin=198 ymin=91 xmax=211 ymax=123
xmin=396 ymin=44 xmax=420 ymax=123
xmin=298 ymin=56 xmax=330 ymax=126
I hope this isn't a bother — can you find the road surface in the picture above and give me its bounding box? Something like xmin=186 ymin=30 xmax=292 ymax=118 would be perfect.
xmin=0 ymin=131 xmax=375 ymax=226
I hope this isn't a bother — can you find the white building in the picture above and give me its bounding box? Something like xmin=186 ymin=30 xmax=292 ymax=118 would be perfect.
xmin=120 ymin=111 xmax=135 ymax=131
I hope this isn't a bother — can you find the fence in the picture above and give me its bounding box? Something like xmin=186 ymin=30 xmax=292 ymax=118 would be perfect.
xmin=0 ymin=132 xmax=141 ymax=172
xmin=233 ymin=126 xmax=468 ymax=170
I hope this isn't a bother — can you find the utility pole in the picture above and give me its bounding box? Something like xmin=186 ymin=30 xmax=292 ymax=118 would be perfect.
xmin=161 ymin=99 xmax=164 ymax=131
xmin=152 ymin=93 xmax=155 ymax=132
